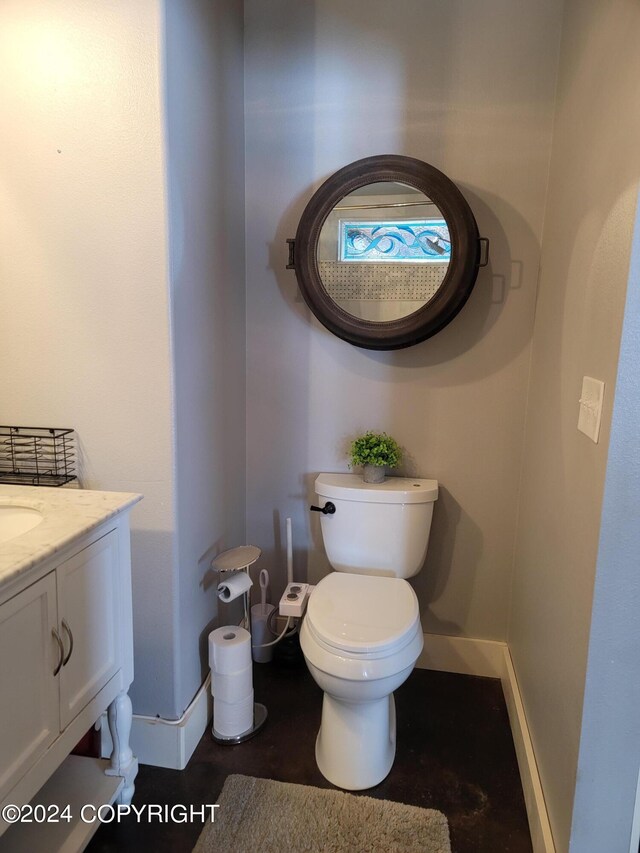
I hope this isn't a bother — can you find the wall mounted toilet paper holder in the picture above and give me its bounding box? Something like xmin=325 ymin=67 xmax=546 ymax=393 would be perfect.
xmin=211 ymin=545 xmax=268 ymax=744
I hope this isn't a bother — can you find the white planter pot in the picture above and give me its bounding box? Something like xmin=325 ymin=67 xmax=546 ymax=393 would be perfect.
xmin=363 ymin=464 xmax=385 ymax=484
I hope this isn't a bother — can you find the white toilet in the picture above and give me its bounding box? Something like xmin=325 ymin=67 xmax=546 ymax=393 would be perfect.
xmin=300 ymin=472 xmax=438 ymax=790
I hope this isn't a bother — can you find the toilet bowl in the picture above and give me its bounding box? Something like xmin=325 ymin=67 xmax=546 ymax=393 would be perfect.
xmin=300 ymin=572 xmax=424 ymax=790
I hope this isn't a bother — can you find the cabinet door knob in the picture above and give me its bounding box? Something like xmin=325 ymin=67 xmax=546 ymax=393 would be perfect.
xmin=51 ymin=628 xmax=64 ymax=676
xmin=61 ymin=619 xmax=74 ymax=666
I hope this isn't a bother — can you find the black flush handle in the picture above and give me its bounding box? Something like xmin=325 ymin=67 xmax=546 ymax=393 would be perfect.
xmin=310 ymin=502 xmax=336 ymax=515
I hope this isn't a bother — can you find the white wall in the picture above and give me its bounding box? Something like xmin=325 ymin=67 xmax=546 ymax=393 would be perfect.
xmin=163 ymin=0 xmax=246 ymax=716
xmin=0 ymin=0 xmax=177 ymax=717
xmin=244 ymin=0 xmax=563 ymax=640
xmin=0 ymin=0 xmax=247 ymax=721
xmin=508 ymin=1 xmax=640 ymax=849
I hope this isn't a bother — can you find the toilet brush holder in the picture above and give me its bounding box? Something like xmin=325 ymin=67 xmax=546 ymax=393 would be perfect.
xmin=251 ymin=603 xmax=276 ymax=663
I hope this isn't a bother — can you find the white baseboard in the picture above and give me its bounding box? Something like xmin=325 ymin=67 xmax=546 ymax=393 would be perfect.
xmin=416 ymin=631 xmax=507 ymax=678
xmin=100 ymin=680 xmax=212 ymax=771
xmin=418 ymin=632 xmax=555 ymax=853
xmin=499 ymin=647 xmax=556 ymax=853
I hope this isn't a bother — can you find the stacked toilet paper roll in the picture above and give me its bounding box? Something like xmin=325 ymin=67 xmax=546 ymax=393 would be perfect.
xmin=208 ymin=626 xmax=254 ymax=737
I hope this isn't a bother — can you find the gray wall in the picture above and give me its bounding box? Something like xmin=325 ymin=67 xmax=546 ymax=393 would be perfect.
xmin=164 ymin=0 xmax=246 ymax=717
xmin=569 ymin=185 xmax=640 ymax=853
xmin=508 ymin=1 xmax=640 ymax=849
xmin=244 ymin=0 xmax=563 ymax=639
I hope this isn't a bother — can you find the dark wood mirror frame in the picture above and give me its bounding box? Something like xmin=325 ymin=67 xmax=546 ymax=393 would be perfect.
xmin=287 ymin=154 xmax=487 ymax=350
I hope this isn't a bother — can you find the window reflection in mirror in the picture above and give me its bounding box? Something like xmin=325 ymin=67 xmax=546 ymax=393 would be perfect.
xmin=318 ymin=182 xmax=450 ymax=322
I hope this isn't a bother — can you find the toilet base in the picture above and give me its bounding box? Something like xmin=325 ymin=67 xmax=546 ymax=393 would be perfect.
xmin=315 ymin=692 xmax=396 ymax=790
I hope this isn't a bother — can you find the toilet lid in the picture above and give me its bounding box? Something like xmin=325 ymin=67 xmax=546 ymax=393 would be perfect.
xmin=306 ymin=573 xmax=419 ymax=654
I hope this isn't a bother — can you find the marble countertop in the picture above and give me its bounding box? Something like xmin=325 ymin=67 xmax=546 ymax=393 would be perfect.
xmin=0 ymin=485 xmax=142 ymax=593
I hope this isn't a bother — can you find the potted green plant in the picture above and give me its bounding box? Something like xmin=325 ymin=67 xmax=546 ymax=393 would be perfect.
xmin=349 ymin=432 xmax=403 ymax=484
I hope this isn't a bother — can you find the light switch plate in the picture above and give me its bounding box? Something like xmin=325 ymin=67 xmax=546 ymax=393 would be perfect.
xmin=578 ymin=376 xmax=605 ymax=443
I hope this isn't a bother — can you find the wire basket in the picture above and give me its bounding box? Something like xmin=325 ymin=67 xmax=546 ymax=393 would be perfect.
xmin=0 ymin=426 xmax=76 ymax=487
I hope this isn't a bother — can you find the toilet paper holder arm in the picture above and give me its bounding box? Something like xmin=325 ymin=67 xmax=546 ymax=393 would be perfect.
xmin=212 ymin=545 xmax=262 ymax=637
xmin=217 ymin=565 xmax=252 ymax=634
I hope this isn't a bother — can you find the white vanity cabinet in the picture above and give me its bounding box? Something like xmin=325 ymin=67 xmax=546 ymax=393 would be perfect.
xmin=0 ymin=572 xmax=59 ymax=801
xmin=0 ymin=489 xmax=140 ymax=852
xmin=57 ymin=532 xmax=121 ymax=730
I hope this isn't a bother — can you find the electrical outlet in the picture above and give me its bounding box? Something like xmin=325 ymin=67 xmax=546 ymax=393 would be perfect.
xmin=577 ymin=377 xmax=605 ymax=443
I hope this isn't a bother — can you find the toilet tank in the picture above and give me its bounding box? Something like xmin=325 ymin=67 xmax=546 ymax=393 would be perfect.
xmin=314 ymin=473 xmax=438 ymax=579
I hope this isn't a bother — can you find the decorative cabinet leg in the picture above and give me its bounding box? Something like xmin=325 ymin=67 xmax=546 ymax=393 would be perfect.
xmin=105 ymin=690 xmax=138 ymax=805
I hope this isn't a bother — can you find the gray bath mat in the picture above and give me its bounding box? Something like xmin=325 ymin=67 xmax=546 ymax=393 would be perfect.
xmin=194 ymin=774 xmax=451 ymax=853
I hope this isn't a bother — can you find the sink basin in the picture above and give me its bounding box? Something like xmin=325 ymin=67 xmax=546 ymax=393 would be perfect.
xmin=0 ymin=504 xmax=44 ymax=544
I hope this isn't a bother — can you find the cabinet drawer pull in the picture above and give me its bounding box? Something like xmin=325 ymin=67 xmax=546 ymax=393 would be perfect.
xmin=52 ymin=628 xmax=64 ymax=676
xmin=61 ymin=619 xmax=74 ymax=666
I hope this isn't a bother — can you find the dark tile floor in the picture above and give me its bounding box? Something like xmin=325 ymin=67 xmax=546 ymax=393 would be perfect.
xmin=89 ymin=660 xmax=532 ymax=853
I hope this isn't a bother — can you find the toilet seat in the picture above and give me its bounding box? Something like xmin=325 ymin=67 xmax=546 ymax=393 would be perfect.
xmin=306 ymin=573 xmax=420 ymax=655
xmin=305 ymin=617 xmax=421 ymax=662
xmin=302 ymin=573 xmax=423 ymax=681
xmin=300 ymin=612 xmax=423 ymax=682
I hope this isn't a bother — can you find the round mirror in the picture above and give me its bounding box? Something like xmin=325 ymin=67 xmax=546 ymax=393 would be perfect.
xmin=289 ymin=155 xmax=485 ymax=350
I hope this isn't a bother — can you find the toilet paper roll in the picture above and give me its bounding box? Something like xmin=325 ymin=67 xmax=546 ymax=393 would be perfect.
xmin=213 ymin=690 xmax=254 ymax=737
xmin=208 ymin=626 xmax=252 ymax=675
xmin=217 ymin=572 xmax=253 ymax=603
xmin=211 ymin=663 xmax=253 ymax=704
